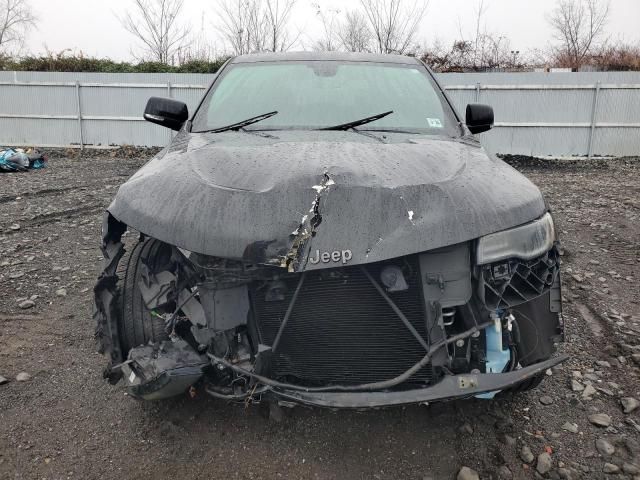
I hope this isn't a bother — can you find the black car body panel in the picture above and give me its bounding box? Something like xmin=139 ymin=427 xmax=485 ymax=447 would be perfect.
xmin=107 ymin=131 xmax=546 ymax=271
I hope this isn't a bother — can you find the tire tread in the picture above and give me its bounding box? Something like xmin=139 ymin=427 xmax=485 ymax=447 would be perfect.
xmin=117 ymin=238 xmax=168 ymax=355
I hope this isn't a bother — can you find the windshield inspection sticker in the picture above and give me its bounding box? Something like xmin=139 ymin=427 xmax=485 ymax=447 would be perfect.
xmin=427 ymin=118 xmax=443 ymax=128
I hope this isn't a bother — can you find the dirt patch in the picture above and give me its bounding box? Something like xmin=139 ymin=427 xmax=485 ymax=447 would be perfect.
xmin=0 ymin=154 xmax=639 ymax=480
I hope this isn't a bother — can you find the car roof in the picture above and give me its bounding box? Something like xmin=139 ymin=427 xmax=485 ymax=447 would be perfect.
xmin=230 ymin=51 xmax=422 ymax=65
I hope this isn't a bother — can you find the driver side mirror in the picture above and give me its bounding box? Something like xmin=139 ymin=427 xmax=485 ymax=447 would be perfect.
xmin=465 ymin=104 xmax=494 ymax=134
xmin=144 ymin=97 xmax=188 ymax=131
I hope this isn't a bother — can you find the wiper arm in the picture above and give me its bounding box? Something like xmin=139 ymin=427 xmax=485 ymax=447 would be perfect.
xmin=202 ymin=111 xmax=278 ymax=133
xmin=320 ymin=111 xmax=393 ymax=131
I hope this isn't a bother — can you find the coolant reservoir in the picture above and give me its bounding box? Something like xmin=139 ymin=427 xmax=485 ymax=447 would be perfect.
xmin=476 ymin=312 xmax=511 ymax=399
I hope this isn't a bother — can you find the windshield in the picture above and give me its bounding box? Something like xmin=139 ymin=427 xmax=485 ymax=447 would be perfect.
xmin=191 ymin=60 xmax=460 ymax=135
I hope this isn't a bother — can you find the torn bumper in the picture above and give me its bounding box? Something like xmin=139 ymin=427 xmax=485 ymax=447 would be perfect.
xmin=269 ymin=355 xmax=568 ymax=408
xmin=94 ymin=211 xmax=564 ymax=407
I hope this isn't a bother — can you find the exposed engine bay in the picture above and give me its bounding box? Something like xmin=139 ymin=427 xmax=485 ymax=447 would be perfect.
xmin=94 ymin=212 xmax=565 ymax=408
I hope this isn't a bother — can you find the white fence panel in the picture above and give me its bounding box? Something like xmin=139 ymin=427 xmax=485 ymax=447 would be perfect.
xmin=0 ymin=71 xmax=638 ymax=157
xmin=438 ymin=72 xmax=640 ymax=157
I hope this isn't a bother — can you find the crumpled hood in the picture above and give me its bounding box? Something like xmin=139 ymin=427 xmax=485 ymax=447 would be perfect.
xmin=108 ymin=131 xmax=546 ymax=270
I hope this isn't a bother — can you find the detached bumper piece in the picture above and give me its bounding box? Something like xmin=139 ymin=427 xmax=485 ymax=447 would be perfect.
xmin=120 ymin=340 xmax=208 ymax=401
xmin=272 ymin=355 xmax=568 ymax=408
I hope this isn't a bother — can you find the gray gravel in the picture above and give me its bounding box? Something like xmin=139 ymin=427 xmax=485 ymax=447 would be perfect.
xmin=1 ymin=154 xmax=640 ymax=479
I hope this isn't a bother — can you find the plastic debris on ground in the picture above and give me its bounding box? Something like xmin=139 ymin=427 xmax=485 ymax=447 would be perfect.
xmin=0 ymin=148 xmax=48 ymax=172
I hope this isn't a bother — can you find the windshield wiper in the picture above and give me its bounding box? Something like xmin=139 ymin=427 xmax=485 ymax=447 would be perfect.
xmin=202 ymin=111 xmax=278 ymax=133
xmin=320 ymin=111 xmax=394 ymax=131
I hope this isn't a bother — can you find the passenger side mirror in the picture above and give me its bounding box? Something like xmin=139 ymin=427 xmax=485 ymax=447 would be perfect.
xmin=465 ymin=104 xmax=494 ymax=134
xmin=144 ymin=97 xmax=188 ymax=131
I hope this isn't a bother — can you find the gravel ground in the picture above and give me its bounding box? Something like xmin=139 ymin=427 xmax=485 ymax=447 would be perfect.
xmin=0 ymin=152 xmax=639 ymax=480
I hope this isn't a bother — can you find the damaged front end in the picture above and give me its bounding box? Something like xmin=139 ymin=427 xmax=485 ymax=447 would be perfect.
xmin=94 ymin=210 xmax=565 ymax=407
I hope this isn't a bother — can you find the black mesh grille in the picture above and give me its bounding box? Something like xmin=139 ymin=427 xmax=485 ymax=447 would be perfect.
xmin=250 ymin=256 xmax=432 ymax=386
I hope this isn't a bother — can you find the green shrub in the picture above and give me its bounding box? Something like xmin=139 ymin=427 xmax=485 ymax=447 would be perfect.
xmin=0 ymin=52 xmax=229 ymax=74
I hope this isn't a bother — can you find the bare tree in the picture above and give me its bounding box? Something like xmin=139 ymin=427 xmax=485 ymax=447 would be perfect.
xmin=216 ymin=0 xmax=297 ymax=54
xmin=358 ymin=0 xmax=428 ymax=55
xmin=0 ymin=0 xmax=36 ymax=55
xmin=430 ymin=0 xmax=514 ymax=72
xmin=217 ymin=0 xmax=267 ymax=55
xmin=471 ymin=0 xmax=487 ymax=66
xmin=119 ymin=0 xmax=190 ymax=64
xmin=176 ymin=13 xmax=223 ymax=63
xmin=547 ymin=0 xmax=610 ymax=70
xmin=478 ymin=33 xmax=512 ymax=69
xmin=453 ymin=0 xmax=496 ymax=70
xmin=312 ymin=3 xmax=340 ymax=52
xmin=264 ymin=0 xmax=297 ymax=52
xmin=338 ymin=10 xmax=371 ymax=52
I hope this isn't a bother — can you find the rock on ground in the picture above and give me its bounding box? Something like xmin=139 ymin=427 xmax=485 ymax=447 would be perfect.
xmin=457 ymin=466 xmax=479 ymax=480
xmin=536 ymin=452 xmax=553 ymax=475
xmin=582 ymin=384 xmax=597 ymax=398
xmin=15 ymin=372 xmax=31 ymax=382
xmin=557 ymin=467 xmax=574 ymax=479
xmin=623 ymin=463 xmax=640 ymax=475
xmin=496 ymin=465 xmax=512 ymax=479
xmin=520 ymin=445 xmax=535 ymax=464
xmin=603 ymin=463 xmax=620 ymax=474
xmin=571 ymin=379 xmax=585 ymax=392
xmin=595 ymin=438 xmax=615 ymax=456
xmin=539 ymin=395 xmax=554 ymax=405
xmin=459 ymin=423 xmax=474 ymax=434
xmin=621 ymin=397 xmax=640 ymax=414
xmin=588 ymin=413 xmax=612 ymax=428
xmin=18 ymin=300 xmax=35 ymax=309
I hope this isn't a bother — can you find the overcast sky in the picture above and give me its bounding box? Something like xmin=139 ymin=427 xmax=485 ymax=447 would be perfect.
xmin=24 ymin=0 xmax=640 ymax=60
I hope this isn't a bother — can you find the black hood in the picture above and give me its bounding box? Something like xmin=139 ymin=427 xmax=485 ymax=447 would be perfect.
xmin=107 ymin=131 xmax=546 ymax=270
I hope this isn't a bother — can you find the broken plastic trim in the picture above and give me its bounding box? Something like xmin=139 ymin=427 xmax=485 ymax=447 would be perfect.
xmin=207 ymin=320 xmax=494 ymax=393
xmin=274 ymin=355 xmax=569 ymax=408
xmin=93 ymin=212 xmax=127 ymax=379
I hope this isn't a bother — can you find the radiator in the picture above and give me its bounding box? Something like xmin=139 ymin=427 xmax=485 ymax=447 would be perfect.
xmin=251 ymin=256 xmax=433 ymax=386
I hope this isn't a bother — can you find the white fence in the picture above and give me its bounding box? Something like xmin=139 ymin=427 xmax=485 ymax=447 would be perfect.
xmin=0 ymin=70 xmax=638 ymax=157
xmin=437 ymin=71 xmax=640 ymax=158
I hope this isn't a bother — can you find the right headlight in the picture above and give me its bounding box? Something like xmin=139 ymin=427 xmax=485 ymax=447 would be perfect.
xmin=476 ymin=212 xmax=555 ymax=265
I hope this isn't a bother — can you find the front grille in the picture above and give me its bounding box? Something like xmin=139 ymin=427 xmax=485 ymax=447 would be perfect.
xmin=250 ymin=256 xmax=432 ymax=386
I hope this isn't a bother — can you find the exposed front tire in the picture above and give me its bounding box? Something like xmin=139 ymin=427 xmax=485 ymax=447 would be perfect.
xmin=117 ymin=238 xmax=169 ymax=356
